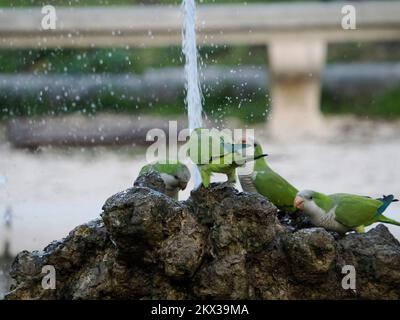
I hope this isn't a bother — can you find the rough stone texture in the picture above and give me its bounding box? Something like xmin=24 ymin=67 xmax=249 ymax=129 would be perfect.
xmin=101 ymin=186 xmax=206 ymax=280
xmin=133 ymin=170 xmax=165 ymax=194
xmin=5 ymin=174 xmax=400 ymax=300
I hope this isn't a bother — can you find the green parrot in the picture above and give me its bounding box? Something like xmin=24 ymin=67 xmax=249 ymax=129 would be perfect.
xmin=294 ymin=190 xmax=400 ymax=233
xmin=186 ymin=128 xmax=256 ymax=187
xmin=238 ymin=141 xmax=299 ymax=213
xmin=139 ymin=161 xmax=191 ymax=199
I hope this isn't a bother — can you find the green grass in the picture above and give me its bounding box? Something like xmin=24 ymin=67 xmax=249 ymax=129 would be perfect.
xmin=327 ymin=42 xmax=400 ymax=63
xmin=0 ymin=45 xmax=269 ymax=74
xmin=321 ymin=86 xmax=400 ymax=119
xmin=4 ymin=83 xmax=399 ymax=124
xmin=0 ymin=1 xmax=399 ymax=121
xmin=0 ymin=75 xmax=270 ymax=123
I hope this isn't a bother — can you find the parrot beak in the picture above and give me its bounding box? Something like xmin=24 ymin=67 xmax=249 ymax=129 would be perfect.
xmin=294 ymin=196 xmax=305 ymax=210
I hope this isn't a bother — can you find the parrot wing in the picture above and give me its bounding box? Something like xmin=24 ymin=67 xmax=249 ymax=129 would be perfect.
xmin=254 ymin=169 xmax=298 ymax=211
xmin=140 ymin=161 xmax=185 ymax=176
xmin=331 ymin=194 xmax=382 ymax=228
xmin=188 ymin=128 xmax=251 ymax=166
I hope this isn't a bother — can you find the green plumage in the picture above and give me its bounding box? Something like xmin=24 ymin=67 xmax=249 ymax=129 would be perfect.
xmin=331 ymin=193 xmax=400 ymax=228
xmin=296 ymin=190 xmax=400 ymax=233
xmin=140 ymin=161 xmax=188 ymax=177
xmin=187 ymin=128 xmax=251 ymax=187
xmin=330 ymin=194 xmax=382 ymax=227
xmin=239 ymin=143 xmax=298 ymax=213
xmin=139 ymin=161 xmax=190 ymax=199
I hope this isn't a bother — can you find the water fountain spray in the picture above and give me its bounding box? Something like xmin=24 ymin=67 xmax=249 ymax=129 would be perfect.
xmin=182 ymin=0 xmax=203 ymax=187
xmin=182 ymin=0 xmax=203 ymax=131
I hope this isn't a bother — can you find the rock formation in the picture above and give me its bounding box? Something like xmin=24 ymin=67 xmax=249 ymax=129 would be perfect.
xmin=5 ymin=171 xmax=400 ymax=299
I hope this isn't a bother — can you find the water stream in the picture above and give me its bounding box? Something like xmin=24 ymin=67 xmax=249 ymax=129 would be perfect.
xmin=182 ymin=0 xmax=203 ymax=187
xmin=182 ymin=0 xmax=203 ymax=131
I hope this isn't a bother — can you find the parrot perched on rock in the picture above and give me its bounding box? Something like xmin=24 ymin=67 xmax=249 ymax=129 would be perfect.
xmin=239 ymin=141 xmax=299 ymax=213
xmin=294 ymin=190 xmax=400 ymax=233
xmin=139 ymin=161 xmax=191 ymax=199
xmin=186 ymin=128 xmax=257 ymax=187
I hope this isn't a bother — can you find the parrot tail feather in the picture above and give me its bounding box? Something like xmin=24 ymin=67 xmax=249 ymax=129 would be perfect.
xmin=378 ymin=215 xmax=400 ymax=227
xmin=376 ymin=194 xmax=398 ymax=216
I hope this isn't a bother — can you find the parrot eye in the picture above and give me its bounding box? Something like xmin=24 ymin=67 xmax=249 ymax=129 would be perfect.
xmin=174 ymin=175 xmax=179 ymax=180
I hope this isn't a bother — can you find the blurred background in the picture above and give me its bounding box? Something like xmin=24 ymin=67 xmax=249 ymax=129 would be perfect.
xmin=1 ymin=0 xmax=400 ymax=297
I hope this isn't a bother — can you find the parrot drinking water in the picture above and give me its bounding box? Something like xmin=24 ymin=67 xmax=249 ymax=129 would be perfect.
xmin=239 ymin=141 xmax=299 ymax=213
xmin=186 ymin=128 xmax=258 ymax=187
xmin=139 ymin=161 xmax=191 ymax=199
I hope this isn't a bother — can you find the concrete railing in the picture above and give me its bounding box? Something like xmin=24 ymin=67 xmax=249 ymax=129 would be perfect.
xmin=1 ymin=2 xmax=400 ymax=137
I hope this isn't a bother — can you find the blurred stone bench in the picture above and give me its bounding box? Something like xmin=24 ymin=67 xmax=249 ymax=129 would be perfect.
xmin=1 ymin=2 xmax=400 ymax=138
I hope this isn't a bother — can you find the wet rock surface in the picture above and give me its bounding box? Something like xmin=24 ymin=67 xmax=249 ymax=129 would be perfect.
xmin=133 ymin=170 xmax=166 ymax=194
xmin=5 ymin=173 xmax=400 ymax=299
